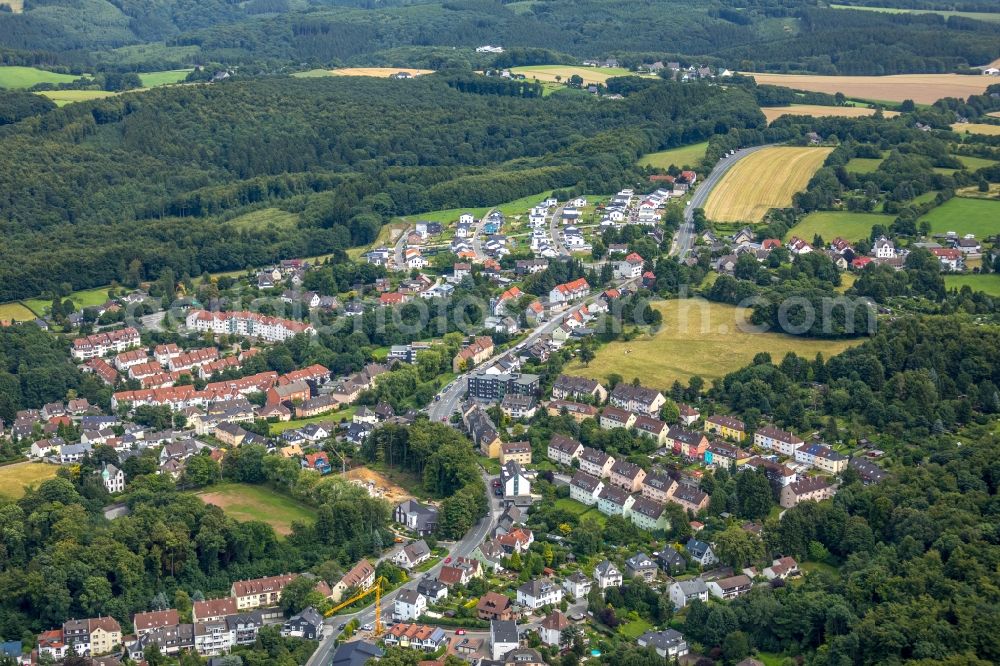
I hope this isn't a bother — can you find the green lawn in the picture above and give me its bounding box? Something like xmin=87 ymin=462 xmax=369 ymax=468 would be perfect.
xmin=228 ymin=207 xmax=299 ymax=231
xmin=37 ymin=89 xmax=118 ymax=106
xmin=269 ymin=407 xmax=356 ymax=434
xmin=0 ymin=463 xmax=60 ymax=499
xmin=786 ymin=211 xmax=891 ymax=243
xmin=139 ymin=69 xmax=194 ymax=87
xmin=554 ymin=498 xmax=591 ymax=516
xmin=946 ymin=274 xmax=1000 ymax=297
xmin=196 ymin=483 xmax=314 ymax=536
xmin=22 ymin=286 xmax=113 ymax=316
xmin=637 ymin=142 xmax=709 ymax=169
xmin=801 ymin=560 xmax=841 ymax=579
xmin=844 ymin=156 xmax=885 ymax=174
xmin=0 ymin=66 xmax=84 ymax=88
xmin=618 ymin=619 xmax=653 ymax=639
xmin=918 ymin=197 xmax=1000 ymax=237
xmin=956 ymin=155 xmax=997 ymax=171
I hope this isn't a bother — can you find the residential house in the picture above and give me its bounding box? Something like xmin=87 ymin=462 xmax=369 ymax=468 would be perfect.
xmin=614 ymin=252 xmax=645 ymax=279
xmin=637 ymin=629 xmax=689 ymax=660
xmin=231 ymin=573 xmax=297 ymax=610
xmin=496 ymin=527 xmax=534 ymax=555
xmin=133 ymin=610 xmax=179 ymax=636
xmin=593 ymin=560 xmax=623 ymax=590
xmin=569 ymin=471 xmax=604 ymax=506
xmin=438 ymin=558 xmax=482 ymax=587
xmin=330 ymin=641 xmax=383 ymax=666
xmin=465 ymin=404 xmax=502 ymax=458
xmin=705 ymin=441 xmax=750 ymax=470
xmin=63 ymin=617 xmax=122 ymax=657
xmin=394 ymin=500 xmax=439 ymax=536
xmin=597 ymin=484 xmax=634 ymax=517
xmin=669 ymin=578 xmax=709 ymax=609
xmin=193 ymin=598 xmax=237 ymax=623
xmin=551 ymin=375 xmax=607 ymax=403
xmin=453 ymin=336 xmax=495 ymax=372
xmin=302 ymin=452 xmax=332 ymax=474
xmin=707 ymin=574 xmax=753 ymax=600
xmin=780 ymin=476 xmax=838 ymax=508
xmin=849 ymin=457 xmax=888 ymax=485
xmin=742 ymin=456 xmax=797 ymax=487
xmin=537 ymin=610 xmax=569 ymax=647
xmin=795 ymin=443 xmax=848 ymax=474
xmin=753 ymin=425 xmax=804 ymax=457
xmin=330 ymin=560 xmax=376 ymax=603
xmin=874 ymin=236 xmax=896 ymax=259
xmin=667 ymin=426 xmax=709 ymax=459
xmin=194 ymin=618 xmax=235 ymax=655
xmin=417 ymin=579 xmax=448 ymax=603
xmin=504 ymin=647 xmax=545 ymax=665
xmin=633 ymin=415 xmax=668 ymax=445
xmin=500 ymin=441 xmax=532 ymax=466
xmin=685 ymin=538 xmax=718 ymax=567
xmin=641 ymin=471 xmax=677 ymax=503
xmin=630 ymin=496 xmax=670 ymax=532
xmin=609 ymin=460 xmax=646 ymax=492
xmin=547 ymin=433 xmax=583 ymax=465
xmin=383 ymin=624 xmax=446 ymax=652
xmin=562 ymin=572 xmax=592 ymax=599
xmin=393 ymin=590 xmax=427 ymax=622
xmin=281 ymin=607 xmax=324 ymax=640
xmin=609 ymin=383 xmax=665 ymax=416
xmin=500 ymin=460 xmax=532 ymax=503
xmin=763 ymin=557 xmax=800 ymax=581
xmin=490 ymin=620 xmax=520 ymax=661
xmin=548 ymin=278 xmax=589 ymax=305
xmin=501 ymin=394 xmax=538 ymax=420
xmin=705 ymin=415 xmax=746 ymax=442
xmin=579 ymin=446 xmax=615 ymax=478
xmin=100 ymin=463 xmax=125 ymax=493
xmin=393 ymin=540 xmax=432 ymax=570
xmin=516 ymin=578 xmax=563 ymax=610
xmin=599 ymin=406 xmax=636 ymax=430
xmin=625 ymin=553 xmax=658 ymax=582
xmin=476 ymin=592 xmax=515 ymax=621
xmin=655 ymin=546 xmax=686 ymax=575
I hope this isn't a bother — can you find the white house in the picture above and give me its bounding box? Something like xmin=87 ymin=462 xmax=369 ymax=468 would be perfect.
xmin=669 ymin=579 xmax=709 ymax=609
xmin=490 ymin=620 xmax=519 ymax=661
xmin=594 ymin=560 xmax=622 ymax=590
xmin=569 ymin=471 xmax=604 ymax=506
xmin=392 ymin=540 xmax=432 ymax=569
xmin=101 ymin=463 xmax=125 ymax=494
xmin=516 ymin=578 xmax=563 ymax=609
xmin=393 ymin=590 xmax=427 ymax=622
xmin=562 ymin=572 xmax=592 ymax=599
xmin=459 ymin=213 xmax=475 ymax=225
xmin=874 ymin=236 xmax=896 ymax=259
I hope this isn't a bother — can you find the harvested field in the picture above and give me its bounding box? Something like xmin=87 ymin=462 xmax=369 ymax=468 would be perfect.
xmin=761 ymin=104 xmax=899 ymax=123
xmin=344 ymin=467 xmax=414 ymax=504
xmin=0 ymin=462 xmax=59 ymax=499
xmin=564 ymin=299 xmax=860 ymax=387
xmin=510 ymin=65 xmax=653 ymax=85
xmin=746 ymin=72 xmax=994 ymax=105
xmin=705 ymin=146 xmax=832 ymax=222
xmin=0 ymin=302 xmax=37 ymax=322
xmin=296 ymin=68 xmax=434 ymax=78
xmin=952 ymin=123 xmax=1000 ymax=136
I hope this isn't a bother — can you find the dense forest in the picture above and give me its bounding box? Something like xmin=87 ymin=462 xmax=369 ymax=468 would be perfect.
xmin=0 ymin=74 xmax=763 ymax=301
xmin=0 ymin=0 xmax=997 ymax=74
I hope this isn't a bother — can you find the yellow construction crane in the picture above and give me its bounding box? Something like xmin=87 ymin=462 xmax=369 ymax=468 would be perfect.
xmin=324 ymin=576 xmax=389 ymax=637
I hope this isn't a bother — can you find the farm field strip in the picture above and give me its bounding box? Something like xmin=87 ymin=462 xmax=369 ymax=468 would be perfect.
xmin=510 ymin=65 xmax=654 ymax=85
xmin=918 ymin=197 xmax=1000 ymax=238
xmin=637 ymin=142 xmax=708 ymax=169
xmin=704 ymin=146 xmax=832 ymax=222
xmin=294 ymin=68 xmax=434 ymax=78
xmin=746 ymin=72 xmax=995 ymax=105
xmin=0 ymin=302 xmax=38 ymax=322
xmin=785 ymin=211 xmax=892 ymax=243
xmin=952 ymin=123 xmax=1000 ymax=136
xmin=0 ymin=66 xmax=83 ymax=88
xmin=830 ymin=4 xmax=1000 ymax=22
xmin=945 ymin=274 xmax=1000 ymax=297
xmin=761 ymin=104 xmax=899 ymax=123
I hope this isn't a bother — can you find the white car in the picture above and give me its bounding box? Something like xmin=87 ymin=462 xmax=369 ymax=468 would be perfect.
xmin=362 ymin=623 xmax=374 ymax=631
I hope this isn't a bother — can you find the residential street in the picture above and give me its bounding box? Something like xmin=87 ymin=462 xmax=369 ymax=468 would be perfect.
xmin=548 ymin=205 xmax=569 ymax=256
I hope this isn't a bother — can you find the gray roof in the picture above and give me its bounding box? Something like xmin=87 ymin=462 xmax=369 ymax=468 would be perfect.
xmin=674 ymin=578 xmax=708 ymax=595
xmin=626 ymin=553 xmax=656 ymax=570
xmin=491 ymin=620 xmax=519 ymax=644
xmin=287 ymin=606 xmax=323 ymax=628
xmin=686 ymin=538 xmax=712 ymax=559
xmin=396 ymin=589 xmax=423 ymax=605
xmin=638 ymin=629 xmax=687 ymax=651
xmin=403 ymin=539 xmax=431 ymax=561
xmin=594 ymin=560 xmax=619 ymax=578
xmin=331 ymin=641 xmax=383 ymax=666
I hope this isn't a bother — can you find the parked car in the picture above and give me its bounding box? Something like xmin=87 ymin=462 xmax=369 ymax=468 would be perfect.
xmin=455 ymin=629 xmax=467 ymax=635
xmin=338 ymin=623 xmax=347 ymax=630
xmin=444 ymin=556 xmax=452 ymax=564
xmin=362 ymin=623 xmax=373 ymax=631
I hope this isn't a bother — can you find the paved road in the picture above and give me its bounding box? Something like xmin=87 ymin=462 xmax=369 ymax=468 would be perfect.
xmin=393 ymin=225 xmax=410 ymax=271
xmin=673 ymin=145 xmax=772 ymax=259
xmin=471 ymin=209 xmax=496 ymax=262
xmin=547 ymin=206 xmax=569 ymax=256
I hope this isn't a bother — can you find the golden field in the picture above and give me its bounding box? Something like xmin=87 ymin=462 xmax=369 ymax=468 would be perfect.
xmin=746 ymin=72 xmax=994 ymax=105
xmin=761 ymin=104 xmax=899 ymax=123
xmin=952 ymin=123 xmax=1000 ymax=136
xmin=705 ymin=146 xmax=832 ymax=222
xmin=295 ymin=67 xmax=434 ymax=78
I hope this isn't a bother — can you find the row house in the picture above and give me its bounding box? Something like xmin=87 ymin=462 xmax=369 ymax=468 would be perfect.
xmin=633 ymin=415 xmax=668 ymax=445
xmin=569 ymin=471 xmax=604 ymax=506
xmin=548 ymin=277 xmax=590 ymax=305
xmin=780 ymin=476 xmax=838 ymax=508
xmin=198 ymin=355 xmax=241 ymax=379
xmin=742 ymin=456 xmax=797 ymax=487
xmin=551 ymin=374 xmax=607 ymax=402
xmin=61 ymin=617 xmax=122 ymax=657
xmin=705 ymin=441 xmax=751 ymax=469
xmin=667 ymin=426 xmax=709 ymax=459
xmin=597 ymin=484 xmax=634 ymax=517
xmin=630 ymin=496 xmax=670 ymax=532
xmin=608 ymin=383 xmax=665 ymax=416
xmin=193 ymin=598 xmax=237 ymax=623
xmin=545 ymin=399 xmax=598 ymax=422
xmin=795 ymin=443 xmax=848 ymax=474
xmin=754 ymin=425 xmax=804 ymax=457
xmin=331 ymin=560 xmax=375 ymax=603
xmin=579 ymin=446 xmax=615 ymax=478
xmin=547 ymin=433 xmax=584 ymax=465
xmin=705 ymin=415 xmax=746 ymax=442
xmin=231 ymin=573 xmax=297 ymax=610
xmin=667 ymin=484 xmax=709 ymax=513
xmin=609 ymin=459 xmax=646 ymax=492
xmin=185 ymin=310 xmax=315 ymax=342
xmin=154 ymin=343 xmax=182 ymax=365
xmin=600 ymin=406 xmax=635 ymax=430
xmin=500 ymin=441 xmax=532 ymax=466
xmin=452 ymin=336 xmax=495 ymax=372
xmin=71 ymin=327 xmax=141 ymax=360
xmin=114 ymin=349 xmax=148 ymax=371
xmin=168 ymin=347 xmax=219 ymax=372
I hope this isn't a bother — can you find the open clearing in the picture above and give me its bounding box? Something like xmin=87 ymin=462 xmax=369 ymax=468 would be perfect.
xmin=918 ymin=197 xmax=1000 ymax=238
xmin=295 ymin=68 xmax=434 ymax=78
xmin=830 ymin=4 xmax=1000 ymax=23
xmin=637 ymin=142 xmax=708 ymax=169
xmin=197 ymin=483 xmax=314 ymax=536
xmin=564 ymin=299 xmax=860 ymax=387
xmin=946 ymin=274 xmax=1000 ymax=297
xmin=138 ymin=69 xmax=193 ymax=87
xmin=269 ymin=408 xmax=356 ymax=435
xmin=0 ymin=302 xmax=37 ymax=322
xmin=3 ymin=0 xmax=23 ymax=12
xmin=228 ymin=207 xmax=299 ymax=231
xmin=952 ymin=123 xmax=1000 ymax=137
xmin=845 ymin=156 xmax=886 ymax=173
xmin=761 ymin=104 xmax=898 ymax=123
xmin=0 ymin=66 xmax=83 ymax=88
xmin=955 ymin=155 xmax=997 ymax=171
xmin=510 ymin=65 xmax=652 ymax=85
xmin=746 ymin=72 xmax=994 ymax=105
xmin=705 ymin=146 xmax=832 ymax=222
xmin=343 ymin=467 xmax=414 ymax=505
xmin=23 ymin=286 xmax=111 ymax=317
xmin=0 ymin=463 xmax=59 ymax=499
xmin=37 ymin=89 xmax=118 ymax=106
xmin=786 ymin=211 xmax=892 ymax=243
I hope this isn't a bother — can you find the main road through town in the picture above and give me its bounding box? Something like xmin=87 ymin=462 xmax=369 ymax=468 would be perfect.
xmin=672 ymin=144 xmax=772 ymax=260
